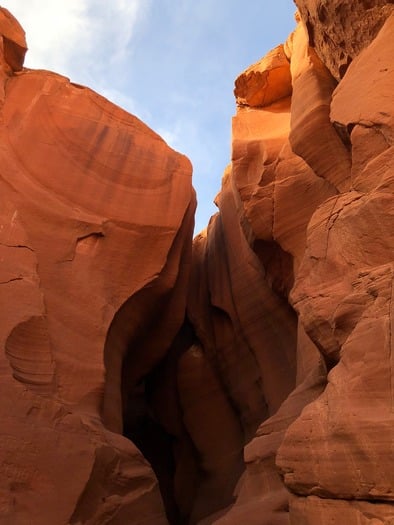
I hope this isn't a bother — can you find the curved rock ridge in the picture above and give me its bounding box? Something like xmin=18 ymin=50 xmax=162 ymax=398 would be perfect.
xmin=0 ymin=3 xmax=393 ymax=525
xmin=0 ymin=7 xmax=194 ymax=525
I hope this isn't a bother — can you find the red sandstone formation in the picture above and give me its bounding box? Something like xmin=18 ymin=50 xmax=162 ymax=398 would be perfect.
xmin=294 ymin=0 xmax=394 ymax=80
xmin=184 ymin=2 xmax=393 ymax=523
xmin=0 ymin=2 xmax=393 ymax=525
xmin=0 ymin=7 xmax=194 ymax=524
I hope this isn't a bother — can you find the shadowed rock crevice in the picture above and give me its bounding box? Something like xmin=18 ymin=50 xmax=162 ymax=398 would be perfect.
xmin=109 ymin=300 xmax=296 ymax=525
xmin=252 ymin=239 xmax=295 ymax=299
xmin=122 ymin=376 xmax=181 ymax=525
xmin=120 ymin=321 xmax=198 ymax=525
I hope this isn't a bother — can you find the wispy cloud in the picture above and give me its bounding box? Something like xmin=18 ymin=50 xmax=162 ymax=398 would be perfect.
xmin=4 ymin=0 xmax=150 ymax=80
xmin=5 ymin=1 xmax=90 ymax=72
xmin=4 ymin=0 xmax=151 ymax=118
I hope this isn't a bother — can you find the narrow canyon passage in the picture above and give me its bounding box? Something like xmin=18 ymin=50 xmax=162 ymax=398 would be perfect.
xmin=0 ymin=3 xmax=393 ymax=525
xmin=106 ymin=228 xmax=300 ymax=525
xmin=123 ymin=383 xmax=181 ymax=524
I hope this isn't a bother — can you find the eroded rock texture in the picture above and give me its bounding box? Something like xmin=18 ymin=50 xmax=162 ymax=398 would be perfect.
xmin=179 ymin=3 xmax=393 ymax=524
xmin=1 ymin=2 xmax=393 ymax=525
xmin=0 ymin=7 xmax=194 ymax=525
xmin=294 ymin=0 xmax=394 ymax=80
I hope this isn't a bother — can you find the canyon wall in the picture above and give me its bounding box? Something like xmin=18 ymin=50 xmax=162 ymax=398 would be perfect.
xmin=0 ymin=2 xmax=393 ymax=525
xmin=0 ymin=7 xmax=195 ymax=525
xmin=195 ymin=1 xmax=394 ymax=523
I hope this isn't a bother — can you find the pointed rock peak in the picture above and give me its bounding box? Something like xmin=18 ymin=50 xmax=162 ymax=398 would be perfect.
xmin=0 ymin=7 xmax=27 ymax=71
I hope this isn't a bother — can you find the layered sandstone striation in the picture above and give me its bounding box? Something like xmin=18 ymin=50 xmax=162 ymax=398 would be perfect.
xmin=181 ymin=2 xmax=393 ymax=524
xmin=0 ymin=7 xmax=195 ymax=525
xmin=0 ymin=2 xmax=393 ymax=525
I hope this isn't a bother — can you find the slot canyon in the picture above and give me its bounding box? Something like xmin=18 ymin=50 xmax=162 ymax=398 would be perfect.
xmin=0 ymin=1 xmax=393 ymax=524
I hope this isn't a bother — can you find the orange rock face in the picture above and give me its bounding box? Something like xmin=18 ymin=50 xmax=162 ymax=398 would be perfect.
xmin=180 ymin=4 xmax=394 ymax=525
xmin=0 ymin=7 xmax=194 ymax=525
xmin=1 ymin=3 xmax=394 ymax=525
xmin=276 ymin=12 xmax=394 ymax=515
xmin=234 ymin=44 xmax=292 ymax=107
xmin=294 ymin=0 xmax=394 ymax=80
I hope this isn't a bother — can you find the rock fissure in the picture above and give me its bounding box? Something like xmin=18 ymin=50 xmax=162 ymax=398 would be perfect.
xmin=0 ymin=242 xmax=34 ymax=251
xmin=0 ymin=276 xmax=23 ymax=284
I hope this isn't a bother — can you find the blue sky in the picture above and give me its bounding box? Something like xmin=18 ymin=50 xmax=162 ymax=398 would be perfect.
xmin=4 ymin=1 xmax=296 ymax=233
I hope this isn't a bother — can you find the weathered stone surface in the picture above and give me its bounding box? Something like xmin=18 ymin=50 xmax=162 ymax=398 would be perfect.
xmin=186 ymin=3 xmax=394 ymax=524
xmin=0 ymin=7 xmax=26 ymax=73
xmin=287 ymin=16 xmax=351 ymax=191
xmin=276 ymin=10 xmax=394 ymax=514
xmin=294 ymin=0 xmax=394 ymax=80
xmin=290 ymin=495 xmax=394 ymax=524
xmin=330 ymin=13 xmax=394 ymax=192
xmin=0 ymin=7 xmax=194 ymax=524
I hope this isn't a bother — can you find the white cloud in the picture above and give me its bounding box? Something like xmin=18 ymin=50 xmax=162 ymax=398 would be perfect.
xmin=1 ymin=0 xmax=151 ymax=124
xmin=3 ymin=1 xmax=89 ymax=72
xmin=2 ymin=0 xmax=150 ymax=79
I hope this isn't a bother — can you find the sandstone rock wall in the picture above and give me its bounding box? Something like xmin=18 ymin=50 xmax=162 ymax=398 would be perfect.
xmin=0 ymin=7 xmax=195 ymax=525
xmin=0 ymin=3 xmax=393 ymax=525
xmin=181 ymin=3 xmax=394 ymax=524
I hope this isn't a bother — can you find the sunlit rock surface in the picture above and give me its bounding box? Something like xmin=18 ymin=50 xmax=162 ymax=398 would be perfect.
xmin=0 ymin=7 xmax=194 ymax=525
xmin=0 ymin=3 xmax=393 ymax=525
xmin=185 ymin=3 xmax=393 ymax=524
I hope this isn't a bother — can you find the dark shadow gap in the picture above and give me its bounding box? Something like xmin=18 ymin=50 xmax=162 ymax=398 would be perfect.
xmin=121 ymin=320 xmax=197 ymax=525
xmin=123 ymin=390 xmax=181 ymax=525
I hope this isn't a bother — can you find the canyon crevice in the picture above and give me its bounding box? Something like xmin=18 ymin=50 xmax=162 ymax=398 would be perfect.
xmin=0 ymin=2 xmax=393 ymax=524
